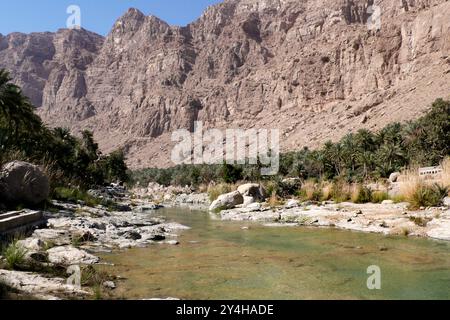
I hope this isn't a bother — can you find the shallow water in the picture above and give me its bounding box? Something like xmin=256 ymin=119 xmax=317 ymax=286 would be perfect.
xmin=101 ymin=208 xmax=450 ymax=300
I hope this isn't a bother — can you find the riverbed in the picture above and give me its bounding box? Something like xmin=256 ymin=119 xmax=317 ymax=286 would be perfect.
xmin=101 ymin=208 xmax=450 ymax=300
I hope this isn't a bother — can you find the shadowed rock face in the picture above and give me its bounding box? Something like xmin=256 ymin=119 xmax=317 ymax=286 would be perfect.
xmin=1 ymin=0 xmax=449 ymax=168
xmin=0 ymin=161 xmax=50 ymax=205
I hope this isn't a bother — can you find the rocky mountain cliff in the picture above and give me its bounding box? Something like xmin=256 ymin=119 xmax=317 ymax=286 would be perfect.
xmin=1 ymin=0 xmax=449 ymax=168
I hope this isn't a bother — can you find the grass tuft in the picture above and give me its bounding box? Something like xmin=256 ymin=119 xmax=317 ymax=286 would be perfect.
xmin=52 ymin=187 xmax=101 ymax=207
xmin=2 ymin=241 xmax=28 ymax=270
xmin=406 ymin=183 xmax=447 ymax=209
xmin=207 ymin=183 xmax=236 ymax=202
xmin=351 ymin=185 xmax=372 ymax=203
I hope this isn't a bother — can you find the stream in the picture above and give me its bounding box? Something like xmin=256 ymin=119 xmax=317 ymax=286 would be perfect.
xmin=101 ymin=208 xmax=450 ymax=300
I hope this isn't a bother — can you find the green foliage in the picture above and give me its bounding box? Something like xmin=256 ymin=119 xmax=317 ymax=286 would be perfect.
xmin=263 ymin=180 xmax=280 ymax=198
xmin=352 ymin=185 xmax=373 ymax=204
xmin=371 ymin=191 xmax=390 ymax=203
xmin=2 ymin=241 xmax=27 ymax=270
xmin=52 ymin=187 xmax=102 ymax=208
xmin=403 ymin=99 xmax=450 ymax=166
xmin=0 ymin=69 xmax=129 ymax=194
xmin=278 ymin=178 xmax=302 ymax=197
xmin=80 ymin=265 xmax=113 ymax=299
xmin=329 ymin=181 xmax=351 ymax=203
xmin=221 ymin=162 xmax=243 ymax=183
xmin=407 ymin=183 xmax=448 ymax=209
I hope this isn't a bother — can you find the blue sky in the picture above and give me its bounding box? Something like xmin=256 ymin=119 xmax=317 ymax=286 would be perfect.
xmin=0 ymin=0 xmax=223 ymax=36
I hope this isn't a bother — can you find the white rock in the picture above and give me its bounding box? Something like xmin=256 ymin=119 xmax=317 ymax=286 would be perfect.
xmin=243 ymin=196 xmax=255 ymax=206
xmin=389 ymin=172 xmax=400 ymax=183
xmin=381 ymin=200 xmax=394 ymax=205
xmin=47 ymin=246 xmax=99 ymax=265
xmin=243 ymin=202 xmax=262 ymax=212
xmin=0 ymin=269 xmax=89 ymax=299
xmin=17 ymin=238 xmax=45 ymax=252
xmin=237 ymin=183 xmax=267 ymax=202
xmin=285 ymin=199 xmax=300 ymax=208
xmin=443 ymin=197 xmax=450 ymax=207
xmin=209 ymin=191 xmax=244 ymax=211
xmin=427 ymin=220 xmax=450 ymax=241
xmin=103 ymin=281 xmax=116 ymax=289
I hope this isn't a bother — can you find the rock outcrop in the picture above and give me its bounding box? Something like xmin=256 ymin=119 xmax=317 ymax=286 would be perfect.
xmin=0 ymin=161 xmax=50 ymax=205
xmin=1 ymin=0 xmax=449 ymax=168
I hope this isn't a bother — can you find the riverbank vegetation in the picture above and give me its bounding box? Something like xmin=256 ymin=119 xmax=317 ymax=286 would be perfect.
xmin=132 ymin=98 xmax=449 ymax=209
xmin=0 ymin=69 xmax=129 ymax=197
xmin=132 ymin=98 xmax=449 ymax=191
xmin=204 ymin=157 xmax=449 ymax=208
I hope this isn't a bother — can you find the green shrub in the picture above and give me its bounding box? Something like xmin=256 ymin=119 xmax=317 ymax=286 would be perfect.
xmin=80 ymin=265 xmax=113 ymax=299
xmin=329 ymin=182 xmax=351 ymax=203
xmin=263 ymin=180 xmax=280 ymax=198
xmin=352 ymin=185 xmax=373 ymax=203
xmin=2 ymin=241 xmax=27 ymax=270
xmin=52 ymin=187 xmax=100 ymax=207
xmin=297 ymin=180 xmax=323 ymax=202
xmin=407 ymin=183 xmax=448 ymax=209
xmin=391 ymin=194 xmax=406 ymax=203
xmin=371 ymin=191 xmax=390 ymax=203
xmin=278 ymin=178 xmax=302 ymax=197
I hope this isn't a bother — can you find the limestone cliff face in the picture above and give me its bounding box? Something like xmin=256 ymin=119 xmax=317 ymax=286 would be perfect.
xmin=0 ymin=29 xmax=103 ymax=120
xmin=1 ymin=0 xmax=449 ymax=168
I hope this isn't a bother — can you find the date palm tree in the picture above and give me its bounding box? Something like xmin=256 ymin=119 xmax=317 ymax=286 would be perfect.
xmin=0 ymin=69 xmax=42 ymax=147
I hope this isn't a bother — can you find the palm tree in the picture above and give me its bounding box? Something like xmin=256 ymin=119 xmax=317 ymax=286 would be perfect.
xmin=375 ymin=143 xmax=405 ymax=176
xmin=356 ymin=150 xmax=375 ymax=179
xmin=0 ymin=69 xmax=42 ymax=146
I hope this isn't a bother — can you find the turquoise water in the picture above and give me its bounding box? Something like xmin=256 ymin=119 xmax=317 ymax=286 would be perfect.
xmin=102 ymin=208 xmax=450 ymax=300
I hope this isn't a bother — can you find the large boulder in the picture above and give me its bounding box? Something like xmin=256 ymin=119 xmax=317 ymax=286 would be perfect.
xmin=209 ymin=191 xmax=244 ymax=211
xmin=0 ymin=161 xmax=50 ymax=205
xmin=237 ymin=183 xmax=267 ymax=202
